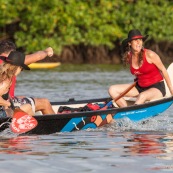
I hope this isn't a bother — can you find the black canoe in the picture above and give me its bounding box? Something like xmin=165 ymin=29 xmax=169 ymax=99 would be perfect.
xmin=0 ymin=96 xmax=173 ymax=135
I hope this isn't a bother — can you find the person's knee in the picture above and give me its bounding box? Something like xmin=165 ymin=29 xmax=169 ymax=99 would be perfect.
xmin=137 ymin=92 xmax=147 ymax=103
xmin=34 ymin=98 xmax=51 ymax=110
xmin=108 ymin=85 xmax=118 ymax=96
xmin=34 ymin=98 xmax=54 ymax=114
xmin=108 ymin=85 xmax=114 ymax=94
xmin=42 ymin=98 xmax=51 ymax=106
xmin=20 ymin=104 xmax=34 ymax=116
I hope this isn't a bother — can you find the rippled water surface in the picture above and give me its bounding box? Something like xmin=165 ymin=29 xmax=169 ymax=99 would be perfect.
xmin=1 ymin=66 xmax=173 ymax=173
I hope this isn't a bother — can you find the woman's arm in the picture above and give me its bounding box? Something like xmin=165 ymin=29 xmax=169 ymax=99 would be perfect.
xmin=24 ymin=47 xmax=54 ymax=65
xmin=147 ymin=50 xmax=173 ymax=95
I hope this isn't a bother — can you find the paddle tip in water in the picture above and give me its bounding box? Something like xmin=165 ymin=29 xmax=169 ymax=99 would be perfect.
xmin=10 ymin=109 xmax=38 ymax=134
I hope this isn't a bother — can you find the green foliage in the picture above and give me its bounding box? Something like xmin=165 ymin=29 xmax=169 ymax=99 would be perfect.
xmin=116 ymin=0 xmax=173 ymax=42
xmin=0 ymin=0 xmax=173 ymax=54
xmin=0 ymin=0 xmax=19 ymax=25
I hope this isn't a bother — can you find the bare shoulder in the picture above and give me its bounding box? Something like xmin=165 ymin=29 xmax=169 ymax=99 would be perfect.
xmin=145 ymin=49 xmax=161 ymax=64
xmin=145 ymin=49 xmax=158 ymax=58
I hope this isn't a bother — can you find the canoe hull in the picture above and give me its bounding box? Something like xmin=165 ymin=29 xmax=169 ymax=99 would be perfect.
xmin=0 ymin=96 xmax=173 ymax=135
xmin=34 ymin=97 xmax=173 ymax=134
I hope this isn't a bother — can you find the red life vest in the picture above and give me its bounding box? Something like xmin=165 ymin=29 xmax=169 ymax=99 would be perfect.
xmin=9 ymin=76 xmax=16 ymax=98
xmin=130 ymin=49 xmax=163 ymax=87
xmin=0 ymin=57 xmax=16 ymax=98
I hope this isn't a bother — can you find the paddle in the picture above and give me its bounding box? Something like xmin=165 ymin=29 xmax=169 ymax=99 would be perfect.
xmin=100 ymin=81 xmax=137 ymax=110
xmin=9 ymin=99 xmax=38 ymax=134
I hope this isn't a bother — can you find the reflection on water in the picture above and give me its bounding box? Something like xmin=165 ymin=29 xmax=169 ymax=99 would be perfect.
xmin=0 ymin=136 xmax=38 ymax=155
xmin=1 ymin=68 xmax=173 ymax=172
xmin=124 ymin=133 xmax=165 ymax=155
xmin=1 ymin=130 xmax=173 ymax=172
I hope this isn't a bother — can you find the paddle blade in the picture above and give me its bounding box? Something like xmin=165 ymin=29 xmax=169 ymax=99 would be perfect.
xmin=10 ymin=109 xmax=38 ymax=134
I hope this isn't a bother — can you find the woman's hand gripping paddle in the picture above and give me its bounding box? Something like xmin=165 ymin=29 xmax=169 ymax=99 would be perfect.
xmin=10 ymin=99 xmax=38 ymax=134
xmin=101 ymin=82 xmax=137 ymax=110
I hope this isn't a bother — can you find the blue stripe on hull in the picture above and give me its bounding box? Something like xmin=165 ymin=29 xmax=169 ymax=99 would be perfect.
xmin=114 ymin=100 xmax=173 ymax=121
xmin=60 ymin=100 xmax=173 ymax=132
xmin=61 ymin=117 xmax=84 ymax=132
xmin=61 ymin=121 xmax=97 ymax=132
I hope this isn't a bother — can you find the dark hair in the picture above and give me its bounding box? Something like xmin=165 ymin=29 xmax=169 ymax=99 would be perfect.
xmin=122 ymin=45 xmax=144 ymax=67
xmin=0 ymin=40 xmax=16 ymax=54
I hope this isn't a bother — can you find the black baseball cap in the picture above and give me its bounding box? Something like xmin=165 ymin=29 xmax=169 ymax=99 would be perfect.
xmin=5 ymin=51 xmax=30 ymax=70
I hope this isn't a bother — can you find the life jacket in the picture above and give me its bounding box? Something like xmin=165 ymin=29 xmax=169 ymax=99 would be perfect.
xmin=0 ymin=56 xmax=16 ymax=98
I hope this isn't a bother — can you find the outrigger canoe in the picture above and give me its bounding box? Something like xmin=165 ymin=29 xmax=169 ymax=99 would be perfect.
xmin=0 ymin=96 xmax=173 ymax=135
xmin=28 ymin=62 xmax=61 ymax=69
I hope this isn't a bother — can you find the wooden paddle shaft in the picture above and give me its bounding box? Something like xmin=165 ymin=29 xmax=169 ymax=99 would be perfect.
xmin=114 ymin=82 xmax=136 ymax=102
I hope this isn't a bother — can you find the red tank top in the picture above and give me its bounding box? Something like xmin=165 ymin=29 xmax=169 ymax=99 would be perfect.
xmin=130 ymin=49 xmax=163 ymax=87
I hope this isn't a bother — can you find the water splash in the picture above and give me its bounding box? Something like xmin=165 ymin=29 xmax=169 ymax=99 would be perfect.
xmin=108 ymin=114 xmax=173 ymax=132
xmin=87 ymin=114 xmax=173 ymax=133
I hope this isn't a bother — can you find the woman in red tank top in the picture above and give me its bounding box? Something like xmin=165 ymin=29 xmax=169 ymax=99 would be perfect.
xmin=108 ymin=29 xmax=173 ymax=107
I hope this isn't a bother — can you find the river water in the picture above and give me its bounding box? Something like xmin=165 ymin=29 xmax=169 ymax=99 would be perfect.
xmin=1 ymin=66 xmax=173 ymax=173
